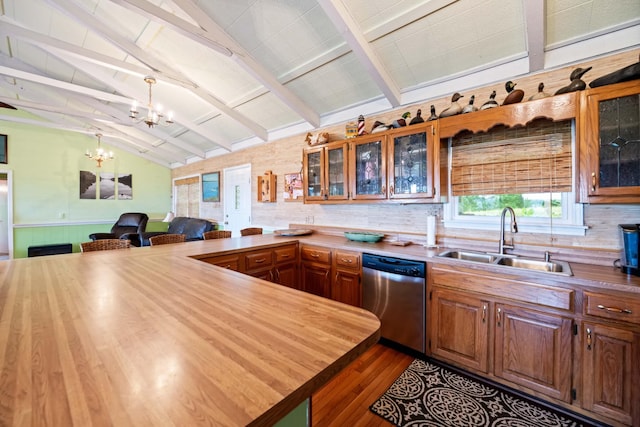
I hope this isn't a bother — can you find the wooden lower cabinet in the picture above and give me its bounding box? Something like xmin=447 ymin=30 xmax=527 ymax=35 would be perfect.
xmin=430 ymin=287 xmax=489 ymax=373
xmin=494 ymin=303 xmax=573 ymax=402
xmin=429 ymin=265 xmax=640 ymax=426
xmin=300 ymin=245 xmax=331 ymax=298
xmin=581 ymin=322 xmax=636 ymax=425
xmin=331 ymin=250 xmax=361 ymax=307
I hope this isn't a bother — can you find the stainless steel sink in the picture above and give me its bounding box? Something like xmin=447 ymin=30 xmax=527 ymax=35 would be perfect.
xmin=437 ymin=250 xmax=500 ymax=263
xmin=437 ymin=250 xmax=573 ymax=276
xmin=495 ymin=257 xmax=572 ymax=275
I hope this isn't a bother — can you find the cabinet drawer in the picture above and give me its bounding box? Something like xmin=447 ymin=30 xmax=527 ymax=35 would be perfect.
xmin=275 ymin=246 xmax=297 ymax=264
xmin=301 ymin=246 xmax=331 ymax=264
xmin=335 ymin=250 xmax=360 ymax=270
xmin=584 ymin=291 xmax=640 ymax=324
xmin=203 ymin=254 xmax=240 ymax=271
xmin=245 ymin=250 xmax=273 ymax=271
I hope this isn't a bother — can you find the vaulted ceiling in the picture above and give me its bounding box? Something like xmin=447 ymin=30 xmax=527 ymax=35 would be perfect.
xmin=0 ymin=0 xmax=638 ymax=168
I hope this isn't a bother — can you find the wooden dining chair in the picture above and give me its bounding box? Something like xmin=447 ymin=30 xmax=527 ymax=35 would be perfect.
xmin=240 ymin=227 xmax=263 ymax=236
xmin=80 ymin=239 xmax=131 ymax=252
xmin=149 ymin=233 xmax=186 ymax=246
xmin=203 ymin=230 xmax=232 ymax=240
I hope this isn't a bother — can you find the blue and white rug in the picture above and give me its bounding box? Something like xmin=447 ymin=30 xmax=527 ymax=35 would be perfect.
xmin=370 ymin=359 xmax=606 ymax=427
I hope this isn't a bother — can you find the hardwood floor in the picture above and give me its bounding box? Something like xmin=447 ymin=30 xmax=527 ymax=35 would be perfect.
xmin=311 ymin=343 xmax=414 ymax=426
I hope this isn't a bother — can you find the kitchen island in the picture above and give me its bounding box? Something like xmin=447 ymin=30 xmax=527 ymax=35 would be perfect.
xmin=0 ymin=237 xmax=380 ymax=426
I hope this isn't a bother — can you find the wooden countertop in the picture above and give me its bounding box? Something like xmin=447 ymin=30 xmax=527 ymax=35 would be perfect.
xmin=0 ymin=239 xmax=380 ymax=426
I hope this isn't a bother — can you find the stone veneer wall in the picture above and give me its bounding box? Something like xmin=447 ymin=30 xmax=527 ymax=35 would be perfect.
xmin=172 ymin=49 xmax=640 ymax=259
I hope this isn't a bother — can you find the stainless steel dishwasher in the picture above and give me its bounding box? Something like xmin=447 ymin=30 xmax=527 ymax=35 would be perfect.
xmin=362 ymin=253 xmax=426 ymax=353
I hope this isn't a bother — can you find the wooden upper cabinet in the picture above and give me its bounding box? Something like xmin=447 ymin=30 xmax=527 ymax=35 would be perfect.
xmin=303 ymin=141 xmax=349 ymax=202
xmin=578 ymin=80 xmax=640 ymax=203
xmin=349 ymin=134 xmax=388 ymax=200
xmin=387 ymin=123 xmax=437 ymax=200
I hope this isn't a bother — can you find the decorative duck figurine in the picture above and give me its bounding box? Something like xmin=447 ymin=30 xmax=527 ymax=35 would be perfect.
xmin=426 ymin=105 xmax=438 ymax=121
xmin=555 ymin=67 xmax=592 ymax=94
xmin=461 ymin=95 xmax=477 ymax=114
xmin=529 ymin=82 xmax=551 ymax=100
xmin=439 ymin=93 xmax=464 ymax=118
xmin=371 ymin=120 xmax=391 ymax=133
xmin=590 ymin=54 xmax=640 ymax=88
xmin=409 ymin=109 xmax=424 ymax=125
xmin=392 ymin=112 xmax=411 ymax=128
xmin=480 ymin=91 xmax=498 ymax=110
xmin=502 ymin=81 xmax=524 ymax=105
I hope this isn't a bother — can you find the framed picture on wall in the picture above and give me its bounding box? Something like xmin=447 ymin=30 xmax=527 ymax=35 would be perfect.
xmin=79 ymin=171 xmax=97 ymax=199
xmin=202 ymin=171 xmax=220 ymax=202
xmin=0 ymin=134 xmax=7 ymax=164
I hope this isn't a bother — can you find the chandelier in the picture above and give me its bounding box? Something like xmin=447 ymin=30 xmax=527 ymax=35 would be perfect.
xmin=129 ymin=76 xmax=173 ymax=128
xmin=85 ymin=133 xmax=113 ymax=167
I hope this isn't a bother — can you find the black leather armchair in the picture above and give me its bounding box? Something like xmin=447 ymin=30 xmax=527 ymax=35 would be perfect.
xmin=139 ymin=216 xmax=216 ymax=246
xmin=89 ymin=212 xmax=149 ymax=247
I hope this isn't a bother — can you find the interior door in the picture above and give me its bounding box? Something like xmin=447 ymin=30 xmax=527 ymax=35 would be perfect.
xmin=223 ymin=164 xmax=252 ymax=237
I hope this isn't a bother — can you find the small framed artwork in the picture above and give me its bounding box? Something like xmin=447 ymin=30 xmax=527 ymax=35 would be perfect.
xmin=79 ymin=171 xmax=97 ymax=199
xmin=117 ymin=173 xmax=133 ymax=199
xmin=0 ymin=134 xmax=7 ymax=164
xmin=202 ymin=171 xmax=220 ymax=202
xmin=284 ymin=172 xmax=303 ymax=201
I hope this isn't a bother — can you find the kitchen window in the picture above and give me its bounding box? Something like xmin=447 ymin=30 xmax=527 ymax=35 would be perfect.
xmin=443 ymin=192 xmax=586 ymax=236
xmin=443 ymin=119 xmax=586 ymax=236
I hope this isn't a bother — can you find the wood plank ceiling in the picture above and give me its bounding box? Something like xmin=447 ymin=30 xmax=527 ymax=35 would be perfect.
xmin=0 ymin=0 xmax=638 ymax=167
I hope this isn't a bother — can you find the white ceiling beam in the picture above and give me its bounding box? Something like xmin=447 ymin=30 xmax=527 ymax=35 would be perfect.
xmin=168 ymin=0 xmax=321 ymax=127
xmin=0 ymin=56 xmax=206 ymax=159
xmin=0 ymin=17 xmax=196 ymax=89
xmin=523 ymin=0 xmax=546 ymax=72
xmin=45 ymin=0 xmax=266 ymax=143
xmin=317 ymin=0 xmax=401 ymax=107
xmin=0 ymin=114 xmax=172 ymax=166
xmin=0 ymin=95 xmax=181 ymax=163
xmin=0 ymin=65 xmax=130 ymax=104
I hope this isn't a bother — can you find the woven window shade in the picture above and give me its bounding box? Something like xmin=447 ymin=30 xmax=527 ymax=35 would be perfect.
xmin=174 ymin=176 xmax=200 ymax=217
xmin=451 ymin=121 xmax=572 ymax=196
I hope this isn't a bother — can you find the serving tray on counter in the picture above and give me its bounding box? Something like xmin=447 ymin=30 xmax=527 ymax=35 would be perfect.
xmin=274 ymin=229 xmax=313 ymax=236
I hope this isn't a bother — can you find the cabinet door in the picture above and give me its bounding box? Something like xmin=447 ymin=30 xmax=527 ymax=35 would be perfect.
xmin=325 ymin=143 xmax=349 ymax=201
xmin=494 ymin=304 xmax=572 ymax=402
xmin=301 ymin=262 xmax=331 ymax=298
xmin=350 ymin=135 xmax=387 ymax=200
xmin=387 ymin=123 xmax=436 ymax=200
xmin=274 ymin=263 xmax=298 ymax=289
xmin=430 ymin=287 xmax=489 ymax=373
xmin=582 ymin=322 xmax=636 ymax=425
xmin=579 ymin=80 xmax=640 ymax=203
xmin=332 ymin=270 xmax=361 ymax=307
xmin=303 ymin=146 xmax=325 ymax=201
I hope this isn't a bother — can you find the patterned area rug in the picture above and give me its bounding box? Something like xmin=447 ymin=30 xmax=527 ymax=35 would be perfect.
xmin=370 ymin=359 xmax=605 ymax=427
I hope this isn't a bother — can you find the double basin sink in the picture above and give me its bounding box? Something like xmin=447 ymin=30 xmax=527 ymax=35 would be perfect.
xmin=437 ymin=250 xmax=573 ymax=276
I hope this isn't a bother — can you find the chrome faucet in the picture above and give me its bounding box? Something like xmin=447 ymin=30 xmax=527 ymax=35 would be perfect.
xmin=498 ymin=207 xmax=518 ymax=255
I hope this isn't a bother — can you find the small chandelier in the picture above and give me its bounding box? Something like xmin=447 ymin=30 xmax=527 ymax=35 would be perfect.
xmin=85 ymin=133 xmax=113 ymax=167
xmin=129 ymin=76 xmax=173 ymax=128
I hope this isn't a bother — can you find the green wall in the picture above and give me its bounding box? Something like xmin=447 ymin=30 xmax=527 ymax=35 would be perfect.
xmin=2 ymin=110 xmax=172 ymax=257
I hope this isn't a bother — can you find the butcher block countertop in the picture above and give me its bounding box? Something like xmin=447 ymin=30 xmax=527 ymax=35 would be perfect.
xmin=0 ymin=238 xmax=380 ymax=426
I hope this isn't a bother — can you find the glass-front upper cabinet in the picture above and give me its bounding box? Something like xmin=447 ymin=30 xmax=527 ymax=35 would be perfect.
xmin=303 ymin=141 xmax=348 ymax=202
xmin=579 ymin=80 xmax=640 ymax=203
xmin=349 ymin=134 xmax=387 ymax=200
xmin=387 ymin=123 xmax=436 ymax=200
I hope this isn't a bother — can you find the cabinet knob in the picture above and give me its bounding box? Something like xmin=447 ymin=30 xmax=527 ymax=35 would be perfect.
xmin=389 ymin=185 xmax=394 ymax=195
xmin=586 ymin=327 xmax=592 ymax=350
xmin=591 ymin=172 xmax=597 ymax=192
xmin=496 ymin=307 xmax=502 ymax=326
xmin=482 ymin=304 xmax=487 ymax=323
